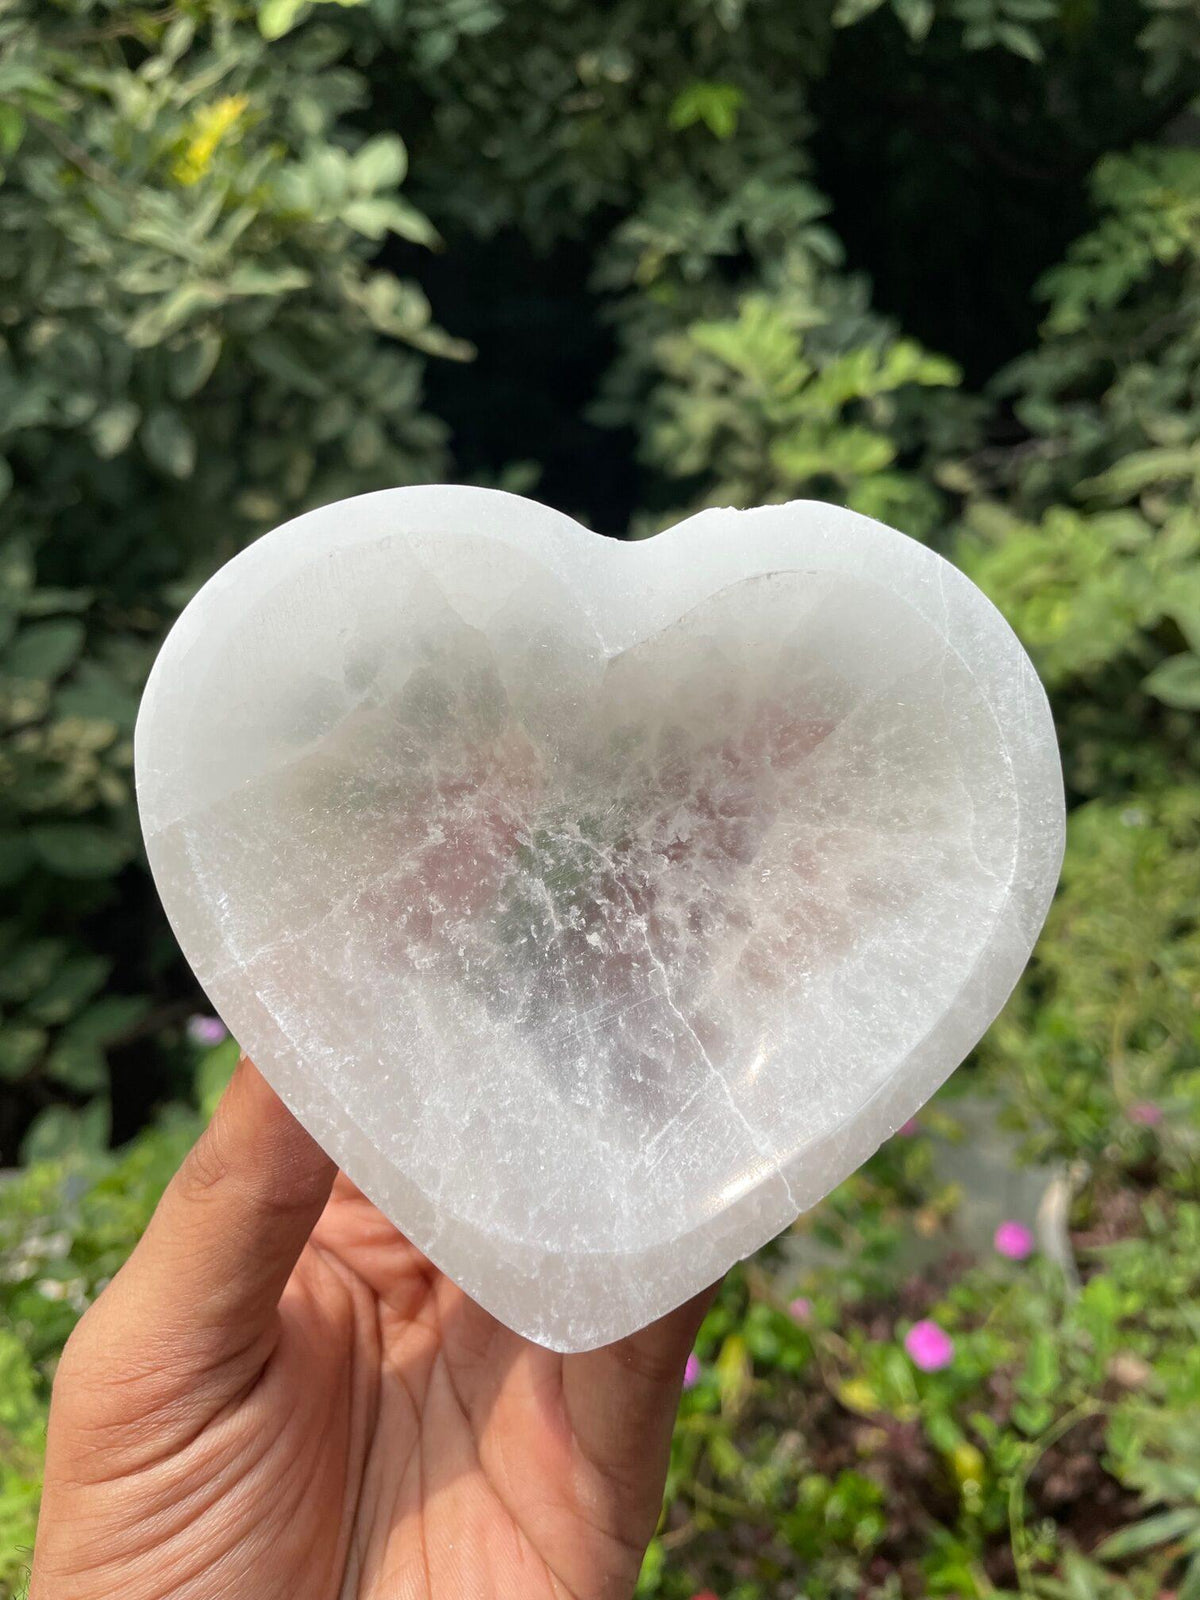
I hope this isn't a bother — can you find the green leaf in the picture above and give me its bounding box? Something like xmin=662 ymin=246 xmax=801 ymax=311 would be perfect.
xmin=342 ymin=197 xmax=440 ymax=247
xmin=89 ymin=400 xmax=142 ymax=458
xmin=1019 ymin=1330 xmax=1059 ymax=1397
xmin=0 ymin=103 xmax=25 ymax=158
xmin=0 ymin=539 xmax=33 ymax=596
xmin=1144 ymin=653 xmax=1200 ymax=710
xmin=346 ymin=415 xmax=384 ymax=468
xmin=168 ymin=332 xmax=223 ymax=399
xmin=227 ymin=264 xmax=312 ymax=297
xmin=1012 ymin=1397 xmax=1054 ymax=1435
xmin=25 ymin=954 xmax=112 ymax=1025
xmin=1166 ymin=594 xmax=1200 ymax=655
xmin=21 ymin=587 xmax=94 ymax=617
xmin=346 ymin=273 xmax=434 ymax=340
xmin=716 ymin=1332 xmax=753 ymax=1416
xmin=0 ymin=1024 xmax=46 ymax=1083
xmin=893 ymin=0 xmax=934 ymax=41
xmin=56 ymin=662 xmax=141 ymax=732
xmin=20 ymin=1098 xmax=111 ymax=1163
xmin=126 ymin=284 xmax=223 ymax=349
xmin=995 ymin=20 xmax=1045 ymax=60
xmin=352 ymin=134 xmax=408 ymax=192
xmin=1059 ymin=1551 xmax=1106 ymax=1600
xmin=832 ymin=0 xmax=887 ymax=22
xmin=1095 ymin=1507 xmax=1200 ymax=1561
xmin=0 ymin=939 xmax=67 ymax=1003
xmin=141 ymin=407 xmax=196 ymax=479
xmin=668 ymin=82 xmax=746 ymax=141
xmin=771 ymin=423 xmax=895 ymax=482
xmin=249 ymin=332 xmax=328 ymax=397
xmin=45 ymin=1038 xmax=109 ymax=1093
xmin=29 ymin=824 xmax=134 ymax=879
xmin=5 ymin=619 xmax=85 ymax=681
xmin=161 ymin=14 xmax=197 ymax=63
xmin=63 ymin=995 xmax=150 ymax=1045
xmin=258 ymin=0 xmax=309 ymax=39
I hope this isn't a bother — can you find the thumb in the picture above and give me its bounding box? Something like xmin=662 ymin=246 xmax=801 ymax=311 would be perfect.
xmin=561 ymin=1281 xmax=720 ymax=1491
xmin=100 ymin=1056 xmax=335 ymax=1369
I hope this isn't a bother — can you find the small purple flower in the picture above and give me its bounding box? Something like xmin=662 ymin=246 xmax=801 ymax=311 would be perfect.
xmin=788 ymin=1296 xmax=813 ymax=1324
xmin=904 ymin=1319 xmax=954 ymax=1373
xmin=187 ymin=1014 xmax=228 ymax=1047
xmin=994 ymin=1220 xmax=1035 ymax=1261
xmin=1128 ymin=1101 xmax=1163 ymax=1127
xmin=897 ymin=1117 xmax=920 ymax=1138
xmin=683 ymin=1352 xmax=702 ymax=1390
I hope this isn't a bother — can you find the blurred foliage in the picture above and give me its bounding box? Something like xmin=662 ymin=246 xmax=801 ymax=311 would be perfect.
xmin=637 ymin=283 xmax=959 ymax=536
xmin=0 ymin=0 xmax=462 ymax=1155
xmin=2 ymin=0 xmax=1200 ymax=1596
xmin=643 ymin=1183 xmax=1200 ymax=1600
xmin=979 ymin=788 xmax=1200 ymax=1166
xmin=955 ymin=114 xmax=1200 ymax=1186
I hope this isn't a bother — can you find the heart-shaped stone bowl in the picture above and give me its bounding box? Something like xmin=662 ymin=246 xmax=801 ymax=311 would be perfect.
xmin=135 ymin=486 xmax=1064 ymax=1351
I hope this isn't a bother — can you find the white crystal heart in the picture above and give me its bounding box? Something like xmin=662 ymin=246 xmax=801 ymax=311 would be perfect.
xmin=135 ymin=487 xmax=1064 ymax=1351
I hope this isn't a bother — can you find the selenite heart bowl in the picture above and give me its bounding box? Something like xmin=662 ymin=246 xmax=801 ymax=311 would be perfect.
xmin=135 ymin=486 xmax=1064 ymax=1351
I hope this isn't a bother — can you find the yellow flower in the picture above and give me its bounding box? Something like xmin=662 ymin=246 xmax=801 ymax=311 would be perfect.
xmin=836 ymin=1377 xmax=881 ymax=1416
xmin=172 ymin=95 xmax=250 ymax=186
xmin=951 ymin=1441 xmax=986 ymax=1493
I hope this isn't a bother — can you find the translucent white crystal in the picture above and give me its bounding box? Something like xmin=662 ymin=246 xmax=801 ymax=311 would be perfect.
xmin=135 ymin=487 xmax=1064 ymax=1351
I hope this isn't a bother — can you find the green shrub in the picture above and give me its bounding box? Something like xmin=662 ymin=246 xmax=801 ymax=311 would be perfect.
xmin=0 ymin=0 xmax=461 ymax=1154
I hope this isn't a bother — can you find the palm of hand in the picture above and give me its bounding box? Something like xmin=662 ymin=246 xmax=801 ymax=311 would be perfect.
xmin=32 ymin=1074 xmax=706 ymax=1600
xmin=242 ymin=1180 xmax=678 ymax=1599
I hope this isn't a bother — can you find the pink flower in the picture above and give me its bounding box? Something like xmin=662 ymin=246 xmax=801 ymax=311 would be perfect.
xmin=994 ymin=1220 xmax=1035 ymax=1261
xmin=689 ymin=1592 xmax=721 ymax=1600
xmin=187 ymin=1015 xmax=228 ymax=1047
xmin=904 ymin=1319 xmax=954 ymax=1372
xmin=683 ymin=1352 xmax=701 ymax=1389
xmin=897 ymin=1118 xmax=920 ymax=1137
xmin=788 ymin=1296 xmax=813 ymax=1324
xmin=1128 ymin=1101 xmax=1163 ymax=1127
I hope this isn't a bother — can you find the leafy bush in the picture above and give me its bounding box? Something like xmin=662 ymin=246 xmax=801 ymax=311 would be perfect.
xmin=0 ymin=0 xmax=460 ymax=1155
xmin=642 ymin=1186 xmax=1200 ymax=1600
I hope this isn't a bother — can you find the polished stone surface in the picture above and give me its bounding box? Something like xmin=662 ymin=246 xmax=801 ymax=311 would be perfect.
xmin=136 ymin=487 xmax=1064 ymax=1350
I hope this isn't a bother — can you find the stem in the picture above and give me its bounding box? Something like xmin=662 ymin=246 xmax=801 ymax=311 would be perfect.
xmin=1009 ymin=1398 xmax=1105 ymax=1598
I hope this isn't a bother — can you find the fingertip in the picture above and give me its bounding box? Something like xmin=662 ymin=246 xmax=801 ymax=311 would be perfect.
xmin=638 ymin=1278 xmax=722 ymax=1363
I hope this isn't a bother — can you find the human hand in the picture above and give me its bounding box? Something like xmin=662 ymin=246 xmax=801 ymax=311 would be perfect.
xmin=31 ymin=1059 xmax=715 ymax=1599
